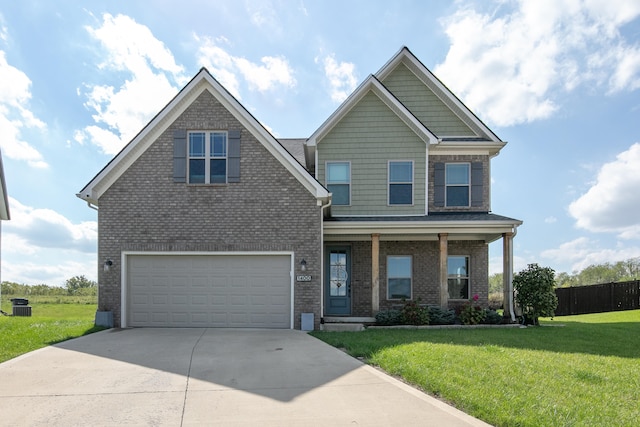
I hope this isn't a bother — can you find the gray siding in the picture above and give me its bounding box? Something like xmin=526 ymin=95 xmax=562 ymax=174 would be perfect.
xmin=98 ymin=90 xmax=322 ymax=329
xmin=382 ymin=63 xmax=477 ymax=137
xmin=317 ymin=91 xmax=426 ymax=216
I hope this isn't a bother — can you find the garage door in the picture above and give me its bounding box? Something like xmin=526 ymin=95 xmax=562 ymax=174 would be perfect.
xmin=127 ymin=254 xmax=292 ymax=328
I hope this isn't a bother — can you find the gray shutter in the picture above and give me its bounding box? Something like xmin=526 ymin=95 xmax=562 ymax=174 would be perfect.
xmin=434 ymin=162 xmax=445 ymax=207
xmin=227 ymin=129 xmax=241 ymax=183
xmin=173 ymin=129 xmax=187 ymax=183
xmin=471 ymin=162 xmax=483 ymax=207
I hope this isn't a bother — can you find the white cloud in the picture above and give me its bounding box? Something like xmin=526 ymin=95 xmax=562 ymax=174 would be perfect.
xmin=568 ymin=142 xmax=640 ymax=238
xmin=3 ymin=197 xmax=97 ymax=254
xmin=541 ymin=237 xmax=640 ymax=272
xmin=195 ymin=36 xmax=296 ymax=99
xmin=77 ymin=14 xmax=186 ymax=155
xmin=317 ymin=54 xmax=358 ymax=103
xmin=0 ymin=51 xmax=47 ymax=168
xmin=435 ymin=0 xmax=640 ymax=127
xmin=2 ymin=258 xmax=97 ymax=287
xmin=544 ymin=216 xmax=557 ymax=224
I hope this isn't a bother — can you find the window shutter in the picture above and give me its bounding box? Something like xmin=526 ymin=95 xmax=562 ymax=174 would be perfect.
xmin=173 ymin=129 xmax=187 ymax=183
xmin=471 ymin=162 xmax=483 ymax=207
xmin=227 ymin=130 xmax=241 ymax=183
xmin=434 ymin=162 xmax=445 ymax=207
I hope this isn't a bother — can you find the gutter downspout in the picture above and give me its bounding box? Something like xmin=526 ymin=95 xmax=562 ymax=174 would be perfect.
xmin=319 ymin=197 xmax=332 ymax=326
xmin=508 ymin=225 xmax=519 ymax=322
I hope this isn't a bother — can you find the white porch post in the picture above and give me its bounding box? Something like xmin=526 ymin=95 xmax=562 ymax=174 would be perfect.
xmin=371 ymin=233 xmax=380 ymax=314
xmin=439 ymin=233 xmax=448 ymax=309
xmin=502 ymin=232 xmax=515 ymax=322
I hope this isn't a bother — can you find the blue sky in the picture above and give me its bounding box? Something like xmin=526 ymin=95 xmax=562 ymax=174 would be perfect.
xmin=1 ymin=0 xmax=640 ymax=286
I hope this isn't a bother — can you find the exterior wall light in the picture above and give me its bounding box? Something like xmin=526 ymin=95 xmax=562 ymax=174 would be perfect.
xmin=300 ymin=259 xmax=307 ymax=272
xmin=104 ymin=259 xmax=113 ymax=272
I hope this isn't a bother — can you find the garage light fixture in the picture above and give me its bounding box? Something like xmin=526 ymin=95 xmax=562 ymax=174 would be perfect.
xmin=300 ymin=259 xmax=307 ymax=272
xmin=103 ymin=259 xmax=113 ymax=272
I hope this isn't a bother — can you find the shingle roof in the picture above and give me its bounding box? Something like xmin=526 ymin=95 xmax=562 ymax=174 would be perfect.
xmin=325 ymin=212 xmax=522 ymax=223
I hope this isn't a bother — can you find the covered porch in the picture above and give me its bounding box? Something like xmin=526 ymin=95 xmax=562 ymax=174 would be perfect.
xmin=321 ymin=214 xmax=522 ymax=324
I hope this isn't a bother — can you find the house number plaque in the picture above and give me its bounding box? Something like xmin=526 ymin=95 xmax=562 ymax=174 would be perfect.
xmin=296 ymin=275 xmax=312 ymax=282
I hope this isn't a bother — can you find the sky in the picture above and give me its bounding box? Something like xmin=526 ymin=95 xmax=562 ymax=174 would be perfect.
xmin=1 ymin=0 xmax=640 ymax=287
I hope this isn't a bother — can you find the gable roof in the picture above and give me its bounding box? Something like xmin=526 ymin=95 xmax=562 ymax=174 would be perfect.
xmin=0 ymin=150 xmax=9 ymax=220
xmin=307 ymin=74 xmax=438 ymax=147
xmin=376 ymin=47 xmax=502 ymax=143
xmin=78 ymin=68 xmax=329 ymax=207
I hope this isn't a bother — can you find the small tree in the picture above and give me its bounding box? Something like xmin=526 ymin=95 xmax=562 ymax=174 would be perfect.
xmin=513 ymin=263 xmax=558 ymax=325
xmin=65 ymin=275 xmax=97 ymax=296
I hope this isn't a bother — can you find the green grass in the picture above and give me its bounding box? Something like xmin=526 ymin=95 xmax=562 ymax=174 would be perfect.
xmin=0 ymin=297 xmax=104 ymax=363
xmin=311 ymin=310 xmax=640 ymax=427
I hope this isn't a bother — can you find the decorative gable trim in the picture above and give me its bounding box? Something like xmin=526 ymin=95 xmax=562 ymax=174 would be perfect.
xmin=307 ymin=75 xmax=438 ymax=147
xmin=376 ymin=47 xmax=502 ymax=144
xmin=78 ymin=69 xmax=329 ymax=206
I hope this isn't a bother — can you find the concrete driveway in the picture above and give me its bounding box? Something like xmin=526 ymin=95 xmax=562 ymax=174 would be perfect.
xmin=0 ymin=328 xmax=490 ymax=426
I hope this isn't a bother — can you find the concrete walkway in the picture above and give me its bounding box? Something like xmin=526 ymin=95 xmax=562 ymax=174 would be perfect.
xmin=0 ymin=328 xmax=491 ymax=426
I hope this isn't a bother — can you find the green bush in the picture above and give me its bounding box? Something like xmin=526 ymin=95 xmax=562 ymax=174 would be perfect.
xmin=400 ymin=300 xmax=430 ymax=325
xmin=482 ymin=309 xmax=503 ymax=324
xmin=428 ymin=306 xmax=456 ymax=325
xmin=459 ymin=295 xmax=486 ymax=325
xmin=513 ymin=263 xmax=558 ymax=325
xmin=375 ymin=309 xmax=402 ymax=325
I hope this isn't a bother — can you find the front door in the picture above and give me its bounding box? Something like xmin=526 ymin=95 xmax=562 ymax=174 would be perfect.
xmin=325 ymin=246 xmax=351 ymax=315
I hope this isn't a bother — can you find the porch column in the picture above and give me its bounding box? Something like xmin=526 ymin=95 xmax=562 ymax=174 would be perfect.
xmin=371 ymin=233 xmax=380 ymax=314
xmin=502 ymin=232 xmax=515 ymax=322
xmin=438 ymin=233 xmax=448 ymax=309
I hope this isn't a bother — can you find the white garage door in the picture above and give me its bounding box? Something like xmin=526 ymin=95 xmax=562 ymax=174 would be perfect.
xmin=127 ymin=254 xmax=292 ymax=328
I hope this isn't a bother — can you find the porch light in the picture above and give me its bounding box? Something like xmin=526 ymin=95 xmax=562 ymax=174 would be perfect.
xmin=103 ymin=259 xmax=113 ymax=272
xmin=300 ymin=259 xmax=307 ymax=272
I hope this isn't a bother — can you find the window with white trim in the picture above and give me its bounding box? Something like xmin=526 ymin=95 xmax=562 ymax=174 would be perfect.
xmin=387 ymin=255 xmax=412 ymax=300
xmin=188 ymin=131 xmax=227 ymax=184
xmin=326 ymin=162 xmax=350 ymax=205
xmin=389 ymin=161 xmax=413 ymax=205
xmin=448 ymin=255 xmax=469 ymax=299
xmin=446 ymin=163 xmax=470 ymax=207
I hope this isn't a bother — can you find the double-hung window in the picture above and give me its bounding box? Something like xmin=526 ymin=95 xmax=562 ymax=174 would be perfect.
xmin=387 ymin=256 xmax=412 ymax=300
xmin=326 ymin=162 xmax=350 ymax=205
xmin=448 ymin=256 xmax=469 ymax=299
xmin=445 ymin=163 xmax=470 ymax=207
xmin=389 ymin=161 xmax=413 ymax=205
xmin=188 ymin=131 xmax=227 ymax=184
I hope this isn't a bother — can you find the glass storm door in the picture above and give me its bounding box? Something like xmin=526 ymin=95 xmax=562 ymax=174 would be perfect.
xmin=325 ymin=247 xmax=351 ymax=316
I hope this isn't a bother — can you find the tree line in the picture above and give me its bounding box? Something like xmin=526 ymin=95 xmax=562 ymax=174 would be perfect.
xmin=490 ymin=256 xmax=640 ymax=292
xmin=1 ymin=275 xmax=97 ymax=297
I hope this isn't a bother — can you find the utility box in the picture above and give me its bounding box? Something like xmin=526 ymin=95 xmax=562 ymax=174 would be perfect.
xmin=301 ymin=313 xmax=314 ymax=331
xmin=13 ymin=306 xmax=32 ymax=316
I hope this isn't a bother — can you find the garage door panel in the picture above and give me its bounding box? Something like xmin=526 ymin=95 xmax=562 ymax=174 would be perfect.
xmin=128 ymin=254 xmax=291 ymax=328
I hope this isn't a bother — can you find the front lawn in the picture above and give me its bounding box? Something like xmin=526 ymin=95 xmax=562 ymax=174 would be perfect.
xmin=311 ymin=310 xmax=640 ymax=427
xmin=0 ymin=298 xmax=103 ymax=363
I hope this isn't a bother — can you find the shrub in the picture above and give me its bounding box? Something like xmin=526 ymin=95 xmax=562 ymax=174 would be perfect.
xmin=459 ymin=294 xmax=487 ymax=325
xmin=428 ymin=306 xmax=456 ymax=325
xmin=513 ymin=263 xmax=558 ymax=325
xmin=488 ymin=292 xmax=503 ymax=310
xmin=375 ymin=309 xmax=402 ymax=326
xmin=400 ymin=300 xmax=430 ymax=325
xmin=482 ymin=309 xmax=503 ymax=324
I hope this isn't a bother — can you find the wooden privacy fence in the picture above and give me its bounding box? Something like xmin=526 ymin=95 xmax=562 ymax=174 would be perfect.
xmin=555 ymin=280 xmax=640 ymax=316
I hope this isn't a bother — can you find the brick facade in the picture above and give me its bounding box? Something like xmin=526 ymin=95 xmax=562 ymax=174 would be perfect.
xmin=327 ymin=239 xmax=489 ymax=317
xmin=98 ymin=91 xmax=323 ymax=329
xmin=428 ymin=154 xmax=491 ymax=213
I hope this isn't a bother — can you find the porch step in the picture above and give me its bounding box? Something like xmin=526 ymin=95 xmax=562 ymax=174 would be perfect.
xmin=320 ymin=323 xmax=365 ymax=332
xmin=323 ymin=316 xmax=376 ymax=324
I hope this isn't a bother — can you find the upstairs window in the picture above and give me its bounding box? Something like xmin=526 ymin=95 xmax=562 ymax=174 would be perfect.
xmin=389 ymin=161 xmax=413 ymax=205
xmin=326 ymin=162 xmax=350 ymax=205
xmin=188 ymin=131 xmax=227 ymax=184
xmin=446 ymin=163 xmax=470 ymax=207
xmin=448 ymin=256 xmax=469 ymax=299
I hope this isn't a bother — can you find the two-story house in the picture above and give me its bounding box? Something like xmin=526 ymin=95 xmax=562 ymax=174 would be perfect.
xmin=78 ymin=47 xmax=521 ymax=329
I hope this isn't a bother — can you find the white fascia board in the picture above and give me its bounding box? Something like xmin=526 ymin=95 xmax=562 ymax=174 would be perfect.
xmin=307 ymin=75 xmax=437 ymax=147
xmin=376 ymin=47 xmax=502 ymax=143
xmin=323 ymin=219 xmax=522 ymax=236
xmin=429 ymin=140 xmax=507 ymax=157
xmin=78 ymin=69 xmax=328 ymax=206
xmin=0 ymin=151 xmax=9 ymax=220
